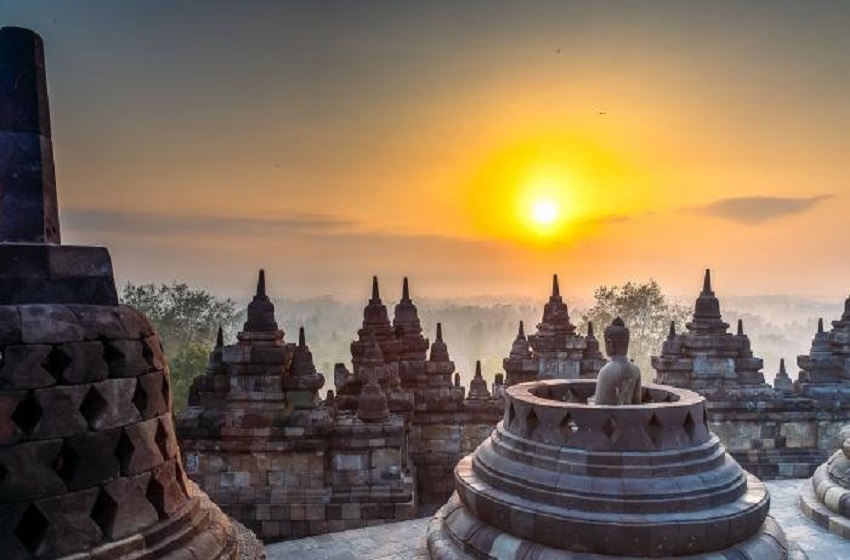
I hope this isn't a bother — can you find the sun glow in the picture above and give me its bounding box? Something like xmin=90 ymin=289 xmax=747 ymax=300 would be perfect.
xmin=531 ymin=198 xmax=559 ymax=226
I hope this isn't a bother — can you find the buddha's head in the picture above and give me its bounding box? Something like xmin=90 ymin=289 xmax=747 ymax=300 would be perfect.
xmin=603 ymin=317 xmax=630 ymax=358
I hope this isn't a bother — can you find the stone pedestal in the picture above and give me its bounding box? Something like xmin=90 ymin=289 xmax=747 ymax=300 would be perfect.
xmin=799 ymin=427 xmax=850 ymax=540
xmin=427 ymin=379 xmax=800 ymax=559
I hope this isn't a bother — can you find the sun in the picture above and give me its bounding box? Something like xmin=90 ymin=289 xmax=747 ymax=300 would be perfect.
xmin=531 ymin=198 xmax=560 ymax=227
xmin=517 ymin=167 xmax=575 ymax=236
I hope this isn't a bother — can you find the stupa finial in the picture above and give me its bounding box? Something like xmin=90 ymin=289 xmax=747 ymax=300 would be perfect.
xmin=371 ymin=275 xmax=380 ymax=302
xmin=436 ymin=322 xmax=443 ymax=342
xmin=256 ymin=269 xmax=266 ymax=298
xmin=668 ymin=321 xmax=676 ymax=339
xmin=552 ymin=274 xmax=560 ymax=298
xmin=518 ymin=320 xmax=525 ymax=338
xmin=402 ymin=276 xmax=410 ymax=302
xmin=702 ymin=269 xmax=712 ymax=294
xmin=818 ymin=317 xmax=824 ymax=334
xmin=299 ymin=326 xmax=306 ymax=348
xmin=737 ymin=319 xmax=744 ymax=336
xmin=216 ymin=325 xmax=224 ymax=348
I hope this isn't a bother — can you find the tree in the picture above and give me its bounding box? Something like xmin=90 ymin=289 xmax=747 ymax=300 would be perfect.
xmin=121 ymin=282 xmax=241 ymax=410
xmin=579 ymin=280 xmax=690 ymax=381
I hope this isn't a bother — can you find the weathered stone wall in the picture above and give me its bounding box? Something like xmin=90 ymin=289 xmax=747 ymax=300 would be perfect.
xmin=708 ymin=401 xmax=849 ymax=479
xmin=409 ymin=412 xmax=501 ymax=508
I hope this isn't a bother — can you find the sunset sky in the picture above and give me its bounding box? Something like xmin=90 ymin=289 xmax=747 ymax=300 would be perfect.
xmin=2 ymin=1 xmax=849 ymax=303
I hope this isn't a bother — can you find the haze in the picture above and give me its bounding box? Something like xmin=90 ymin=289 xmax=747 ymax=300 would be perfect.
xmin=2 ymin=1 xmax=848 ymax=304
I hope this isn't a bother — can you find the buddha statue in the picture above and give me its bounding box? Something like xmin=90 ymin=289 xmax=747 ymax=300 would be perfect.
xmin=592 ymin=317 xmax=642 ymax=405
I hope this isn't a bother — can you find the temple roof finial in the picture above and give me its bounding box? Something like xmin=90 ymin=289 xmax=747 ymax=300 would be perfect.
xmin=216 ymin=326 xmax=224 ymax=348
xmin=818 ymin=317 xmax=824 ymax=334
xmin=737 ymin=319 xmax=744 ymax=336
xmin=371 ymin=275 xmax=380 ymax=302
xmin=256 ymin=269 xmax=266 ymax=298
xmin=518 ymin=320 xmax=525 ymax=338
xmin=299 ymin=326 xmax=306 ymax=348
xmin=587 ymin=321 xmax=595 ymax=337
xmin=552 ymin=274 xmax=560 ymax=298
xmin=402 ymin=276 xmax=410 ymax=302
xmin=779 ymin=358 xmax=787 ymax=375
xmin=475 ymin=360 xmax=483 ymax=379
xmin=436 ymin=322 xmax=443 ymax=342
xmin=702 ymin=269 xmax=712 ymax=294
xmin=668 ymin=321 xmax=676 ymax=339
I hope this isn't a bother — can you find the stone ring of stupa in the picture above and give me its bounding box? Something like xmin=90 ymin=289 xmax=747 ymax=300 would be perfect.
xmin=427 ymin=378 xmax=798 ymax=559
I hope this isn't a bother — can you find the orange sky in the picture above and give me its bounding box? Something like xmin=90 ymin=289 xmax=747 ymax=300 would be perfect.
xmin=3 ymin=2 xmax=849 ymax=303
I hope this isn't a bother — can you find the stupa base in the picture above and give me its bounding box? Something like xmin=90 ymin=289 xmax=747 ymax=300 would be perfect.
xmin=427 ymin=493 xmax=803 ymax=560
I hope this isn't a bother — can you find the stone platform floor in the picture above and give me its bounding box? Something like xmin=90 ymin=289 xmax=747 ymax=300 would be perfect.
xmin=266 ymin=480 xmax=850 ymax=559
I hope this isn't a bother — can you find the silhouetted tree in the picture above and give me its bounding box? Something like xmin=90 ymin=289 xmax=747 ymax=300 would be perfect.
xmin=580 ymin=280 xmax=690 ymax=381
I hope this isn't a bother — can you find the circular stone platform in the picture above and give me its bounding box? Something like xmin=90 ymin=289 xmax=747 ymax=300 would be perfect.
xmin=799 ymin=439 xmax=850 ymax=540
xmin=427 ymin=379 xmax=798 ymax=559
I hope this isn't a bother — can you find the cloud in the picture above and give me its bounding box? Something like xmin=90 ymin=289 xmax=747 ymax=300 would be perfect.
xmin=692 ymin=195 xmax=833 ymax=224
xmin=61 ymin=208 xmax=358 ymax=238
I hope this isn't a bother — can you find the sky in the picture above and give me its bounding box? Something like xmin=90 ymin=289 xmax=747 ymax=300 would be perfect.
xmin=2 ymin=1 xmax=849 ymax=304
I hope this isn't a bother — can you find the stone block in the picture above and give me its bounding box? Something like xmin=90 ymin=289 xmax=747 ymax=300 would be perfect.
xmin=0 ymin=306 xmax=22 ymax=346
xmin=31 ymin=487 xmax=103 ymax=557
xmin=114 ymin=305 xmax=154 ymax=338
xmin=66 ymin=305 xmax=126 ymax=340
xmin=81 ymin=378 xmax=140 ymax=431
xmin=147 ymin=459 xmax=188 ymax=519
xmin=118 ymin=417 xmax=164 ymax=475
xmin=102 ymin=339 xmax=148 ymax=378
xmin=98 ymin=472 xmax=158 ymax=539
xmin=134 ymin=370 xmax=169 ymax=419
xmin=0 ymin=439 xmax=65 ymax=501
xmin=30 ymin=384 xmax=88 ymax=439
xmin=19 ymin=305 xmax=84 ymax=344
xmin=0 ymin=344 xmax=54 ymax=389
xmin=57 ymin=429 xmax=121 ymax=491
xmin=55 ymin=341 xmax=108 ymax=383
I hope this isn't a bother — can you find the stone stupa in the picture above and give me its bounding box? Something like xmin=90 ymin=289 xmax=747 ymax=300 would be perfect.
xmin=0 ymin=27 xmax=264 ymax=560
xmin=427 ymin=317 xmax=803 ymax=559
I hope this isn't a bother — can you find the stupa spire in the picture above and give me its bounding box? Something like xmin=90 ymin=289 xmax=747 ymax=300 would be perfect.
xmin=216 ymin=325 xmax=224 ymax=347
xmin=702 ymin=268 xmax=713 ymax=295
xmin=402 ymin=276 xmax=410 ymax=302
xmin=436 ymin=322 xmax=443 ymax=342
xmin=737 ymin=319 xmax=744 ymax=336
xmin=818 ymin=317 xmax=824 ymax=334
xmin=552 ymin=274 xmax=560 ymax=298
xmin=371 ymin=275 xmax=380 ymax=303
xmin=299 ymin=326 xmax=306 ymax=348
xmin=518 ymin=320 xmax=525 ymax=339
xmin=256 ymin=269 xmax=266 ymax=298
xmin=587 ymin=321 xmax=595 ymax=338
xmin=668 ymin=321 xmax=676 ymax=339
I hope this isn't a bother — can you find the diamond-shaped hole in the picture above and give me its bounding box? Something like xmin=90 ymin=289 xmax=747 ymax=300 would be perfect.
xmin=115 ymin=429 xmax=135 ymax=474
xmin=43 ymin=346 xmax=72 ymax=382
xmin=683 ymin=411 xmax=697 ymax=442
xmin=15 ymin=504 xmax=48 ymax=555
xmin=133 ymin=380 xmax=148 ymax=417
xmin=146 ymin=474 xmax=167 ymax=520
xmin=601 ymin=416 xmax=622 ymax=444
xmin=79 ymin=386 xmax=108 ymax=430
xmin=12 ymin=392 xmax=42 ymax=436
xmin=155 ymin=420 xmax=170 ymax=459
xmin=52 ymin=442 xmax=81 ymax=486
xmin=142 ymin=342 xmax=155 ymax=369
xmin=161 ymin=372 xmax=171 ymax=406
xmin=175 ymin=461 xmax=190 ymax=497
xmin=524 ymin=407 xmax=540 ymax=439
xmin=559 ymin=411 xmax=577 ymax=440
xmin=646 ymin=413 xmax=664 ymax=448
xmin=102 ymin=341 xmax=125 ymax=377
xmin=91 ymin=487 xmax=118 ymax=539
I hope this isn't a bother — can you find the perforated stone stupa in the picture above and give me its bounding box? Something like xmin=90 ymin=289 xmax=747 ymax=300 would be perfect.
xmin=428 ymin=319 xmax=802 ymax=559
xmin=0 ymin=27 xmax=264 ymax=560
xmin=503 ymin=275 xmax=606 ymax=386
